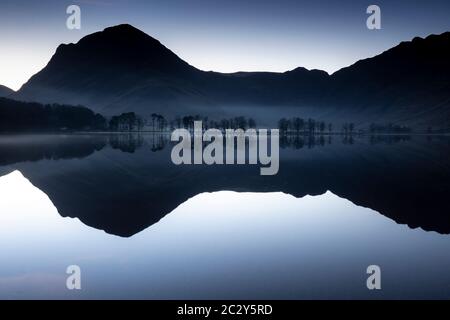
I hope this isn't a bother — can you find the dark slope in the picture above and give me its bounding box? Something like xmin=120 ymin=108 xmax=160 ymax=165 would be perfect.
xmin=15 ymin=24 xmax=206 ymax=114
xmin=14 ymin=24 xmax=329 ymax=116
xmin=328 ymin=32 xmax=450 ymax=127
xmin=0 ymin=85 xmax=14 ymax=97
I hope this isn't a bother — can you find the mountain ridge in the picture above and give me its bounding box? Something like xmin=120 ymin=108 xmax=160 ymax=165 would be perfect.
xmin=13 ymin=24 xmax=450 ymax=128
xmin=0 ymin=85 xmax=14 ymax=98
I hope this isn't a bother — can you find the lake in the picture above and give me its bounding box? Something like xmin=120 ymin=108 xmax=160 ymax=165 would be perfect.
xmin=0 ymin=133 xmax=450 ymax=299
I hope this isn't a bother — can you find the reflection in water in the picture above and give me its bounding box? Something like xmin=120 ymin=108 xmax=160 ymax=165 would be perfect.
xmin=0 ymin=133 xmax=422 ymax=166
xmin=1 ymin=171 xmax=450 ymax=299
xmin=1 ymin=134 xmax=450 ymax=299
xmin=1 ymin=134 xmax=449 ymax=236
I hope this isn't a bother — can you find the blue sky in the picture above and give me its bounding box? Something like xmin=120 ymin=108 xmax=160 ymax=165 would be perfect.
xmin=0 ymin=0 xmax=449 ymax=90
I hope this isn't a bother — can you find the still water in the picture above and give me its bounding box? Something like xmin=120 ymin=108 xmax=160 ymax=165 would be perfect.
xmin=0 ymin=134 xmax=449 ymax=299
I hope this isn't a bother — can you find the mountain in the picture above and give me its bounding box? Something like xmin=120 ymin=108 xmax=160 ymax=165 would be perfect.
xmin=13 ymin=24 xmax=450 ymax=129
xmin=0 ymin=85 xmax=13 ymax=97
xmin=13 ymin=24 xmax=329 ymax=119
xmin=15 ymin=24 xmax=203 ymax=114
xmin=327 ymin=32 xmax=450 ymax=128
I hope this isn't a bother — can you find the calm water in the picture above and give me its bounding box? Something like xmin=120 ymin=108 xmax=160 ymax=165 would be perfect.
xmin=0 ymin=133 xmax=450 ymax=299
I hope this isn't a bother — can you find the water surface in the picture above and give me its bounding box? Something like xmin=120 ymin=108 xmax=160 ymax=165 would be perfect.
xmin=0 ymin=134 xmax=449 ymax=299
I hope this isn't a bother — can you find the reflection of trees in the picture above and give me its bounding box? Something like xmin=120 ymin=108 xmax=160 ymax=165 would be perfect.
xmin=280 ymin=135 xmax=328 ymax=149
xmin=148 ymin=134 xmax=167 ymax=152
xmin=343 ymin=135 xmax=354 ymax=145
xmin=369 ymin=135 xmax=411 ymax=145
xmin=0 ymin=135 xmax=107 ymax=166
xmin=142 ymin=132 xmax=416 ymax=151
xmin=107 ymin=131 xmax=418 ymax=155
xmin=369 ymin=123 xmax=412 ymax=134
xmin=0 ymin=131 xmax=419 ymax=170
xmin=109 ymin=134 xmax=144 ymax=153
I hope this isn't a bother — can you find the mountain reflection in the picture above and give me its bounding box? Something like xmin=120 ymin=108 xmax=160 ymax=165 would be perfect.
xmin=1 ymin=174 xmax=450 ymax=299
xmin=0 ymin=133 xmax=449 ymax=236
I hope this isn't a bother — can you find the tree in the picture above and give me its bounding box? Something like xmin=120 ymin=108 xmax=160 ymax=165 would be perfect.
xmin=203 ymin=117 xmax=209 ymax=130
xmin=349 ymin=123 xmax=355 ymax=135
xmin=136 ymin=115 xmax=144 ymax=131
xmin=248 ymin=118 xmax=257 ymax=128
xmin=151 ymin=113 xmax=158 ymax=131
xmin=220 ymin=119 xmax=229 ymax=129
xmin=234 ymin=116 xmax=248 ymax=129
xmin=182 ymin=116 xmax=194 ymax=130
xmin=292 ymin=117 xmax=304 ymax=134
xmin=319 ymin=121 xmax=326 ymax=133
xmin=307 ymin=119 xmax=315 ymax=134
xmin=109 ymin=112 xmax=141 ymax=132
xmin=278 ymin=118 xmax=290 ymax=134
xmin=175 ymin=116 xmax=182 ymax=128
xmin=157 ymin=115 xmax=167 ymax=131
xmin=342 ymin=123 xmax=349 ymax=135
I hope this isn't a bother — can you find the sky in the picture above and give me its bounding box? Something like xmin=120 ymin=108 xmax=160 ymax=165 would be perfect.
xmin=0 ymin=0 xmax=449 ymax=90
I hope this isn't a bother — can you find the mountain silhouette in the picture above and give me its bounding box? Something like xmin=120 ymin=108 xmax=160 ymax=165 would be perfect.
xmin=0 ymin=85 xmax=13 ymax=97
xmin=1 ymin=134 xmax=449 ymax=237
xmin=328 ymin=32 xmax=450 ymax=128
xmin=13 ymin=24 xmax=329 ymax=117
xmin=13 ymin=24 xmax=450 ymax=129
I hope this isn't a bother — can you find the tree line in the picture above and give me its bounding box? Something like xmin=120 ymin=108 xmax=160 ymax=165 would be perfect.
xmin=0 ymin=97 xmax=419 ymax=135
xmin=278 ymin=117 xmax=334 ymax=135
xmin=108 ymin=114 xmax=258 ymax=132
xmin=277 ymin=117 xmax=414 ymax=135
xmin=0 ymin=98 xmax=106 ymax=132
xmin=0 ymin=98 xmax=259 ymax=133
xmin=173 ymin=115 xmax=257 ymax=131
xmin=109 ymin=112 xmax=144 ymax=131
